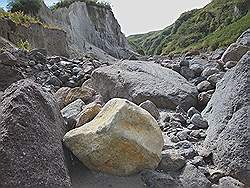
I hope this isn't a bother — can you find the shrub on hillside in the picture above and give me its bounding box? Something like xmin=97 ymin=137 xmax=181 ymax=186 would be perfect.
xmin=7 ymin=0 xmax=42 ymax=16
xmin=51 ymin=0 xmax=111 ymax=11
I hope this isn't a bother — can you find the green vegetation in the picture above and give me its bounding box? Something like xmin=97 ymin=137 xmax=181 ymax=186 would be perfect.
xmin=7 ymin=0 xmax=43 ymax=16
xmin=51 ymin=0 xmax=111 ymax=11
xmin=17 ymin=39 xmax=31 ymax=51
xmin=0 ymin=11 xmax=60 ymax=29
xmin=128 ymin=0 xmax=250 ymax=55
xmin=0 ymin=11 xmax=41 ymax=26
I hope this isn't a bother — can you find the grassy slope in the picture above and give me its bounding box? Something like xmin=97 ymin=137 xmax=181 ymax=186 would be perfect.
xmin=128 ymin=0 xmax=250 ymax=56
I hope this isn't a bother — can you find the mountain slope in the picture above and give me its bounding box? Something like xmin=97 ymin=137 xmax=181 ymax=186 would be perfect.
xmin=128 ymin=0 xmax=250 ymax=56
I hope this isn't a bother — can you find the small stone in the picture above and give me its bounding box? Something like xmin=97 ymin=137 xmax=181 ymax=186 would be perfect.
xmin=72 ymin=67 xmax=82 ymax=75
xmin=64 ymin=86 xmax=96 ymax=106
xmin=191 ymin=156 xmax=204 ymax=166
xmin=66 ymin=80 xmax=76 ymax=88
xmin=198 ymin=90 xmax=214 ymax=107
xmin=190 ymin=130 xmax=201 ymax=138
xmin=176 ymin=130 xmax=190 ymax=141
xmin=209 ymin=170 xmax=225 ymax=184
xmin=174 ymin=140 xmax=197 ymax=159
xmin=75 ymin=102 xmax=102 ymax=127
xmin=158 ymin=150 xmax=186 ymax=171
xmin=190 ymin=64 xmax=203 ymax=76
xmin=180 ymin=164 xmax=211 ymax=188
xmin=170 ymin=135 xmax=180 ymax=143
xmin=190 ymin=114 xmax=208 ymax=129
xmin=51 ymin=64 xmax=59 ymax=72
xmin=180 ymin=60 xmax=190 ymax=67
xmin=202 ymin=67 xmax=220 ymax=78
xmin=180 ymin=66 xmax=195 ymax=80
xmin=187 ymin=124 xmax=197 ymax=130
xmin=207 ymin=73 xmax=224 ymax=86
xmin=197 ymin=81 xmax=214 ymax=92
xmin=171 ymin=113 xmax=187 ymax=125
xmin=61 ymin=99 xmax=85 ymax=120
xmin=47 ymin=76 xmax=62 ymax=87
xmin=187 ymin=107 xmax=201 ymax=118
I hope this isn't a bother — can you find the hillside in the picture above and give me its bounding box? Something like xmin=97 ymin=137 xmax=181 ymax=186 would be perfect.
xmin=128 ymin=0 xmax=250 ymax=56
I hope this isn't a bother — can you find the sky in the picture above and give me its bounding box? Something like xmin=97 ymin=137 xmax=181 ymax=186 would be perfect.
xmin=0 ymin=0 xmax=211 ymax=36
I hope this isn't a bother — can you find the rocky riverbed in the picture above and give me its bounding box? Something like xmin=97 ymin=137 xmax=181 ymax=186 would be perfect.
xmin=0 ymin=29 xmax=249 ymax=188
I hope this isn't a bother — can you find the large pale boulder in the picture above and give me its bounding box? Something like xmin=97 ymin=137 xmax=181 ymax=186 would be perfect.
xmin=63 ymin=98 xmax=164 ymax=176
xmin=202 ymin=52 xmax=249 ymax=185
xmin=0 ymin=79 xmax=71 ymax=187
xmin=90 ymin=60 xmax=198 ymax=111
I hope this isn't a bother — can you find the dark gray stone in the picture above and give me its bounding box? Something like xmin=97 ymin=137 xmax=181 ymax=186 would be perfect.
xmin=0 ymin=79 xmax=71 ymax=187
xmin=180 ymin=60 xmax=190 ymax=67
xmin=190 ymin=64 xmax=203 ymax=76
xmin=180 ymin=66 xmax=195 ymax=80
xmin=190 ymin=114 xmax=208 ymax=129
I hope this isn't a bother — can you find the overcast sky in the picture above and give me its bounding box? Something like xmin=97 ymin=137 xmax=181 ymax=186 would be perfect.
xmin=1 ymin=0 xmax=211 ymax=36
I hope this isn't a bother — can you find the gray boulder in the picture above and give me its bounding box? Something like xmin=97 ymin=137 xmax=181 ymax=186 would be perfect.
xmin=91 ymin=60 xmax=198 ymax=111
xmin=202 ymin=52 xmax=249 ymax=186
xmin=0 ymin=79 xmax=71 ymax=187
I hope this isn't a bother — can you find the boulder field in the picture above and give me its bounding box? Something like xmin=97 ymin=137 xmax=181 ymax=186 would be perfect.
xmin=0 ymin=30 xmax=249 ymax=187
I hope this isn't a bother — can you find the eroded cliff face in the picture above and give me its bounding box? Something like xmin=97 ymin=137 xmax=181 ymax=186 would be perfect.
xmin=0 ymin=19 xmax=68 ymax=57
xmin=39 ymin=1 xmax=135 ymax=59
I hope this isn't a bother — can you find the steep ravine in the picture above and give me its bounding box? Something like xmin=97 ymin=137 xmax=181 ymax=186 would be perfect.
xmin=38 ymin=1 xmax=136 ymax=60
